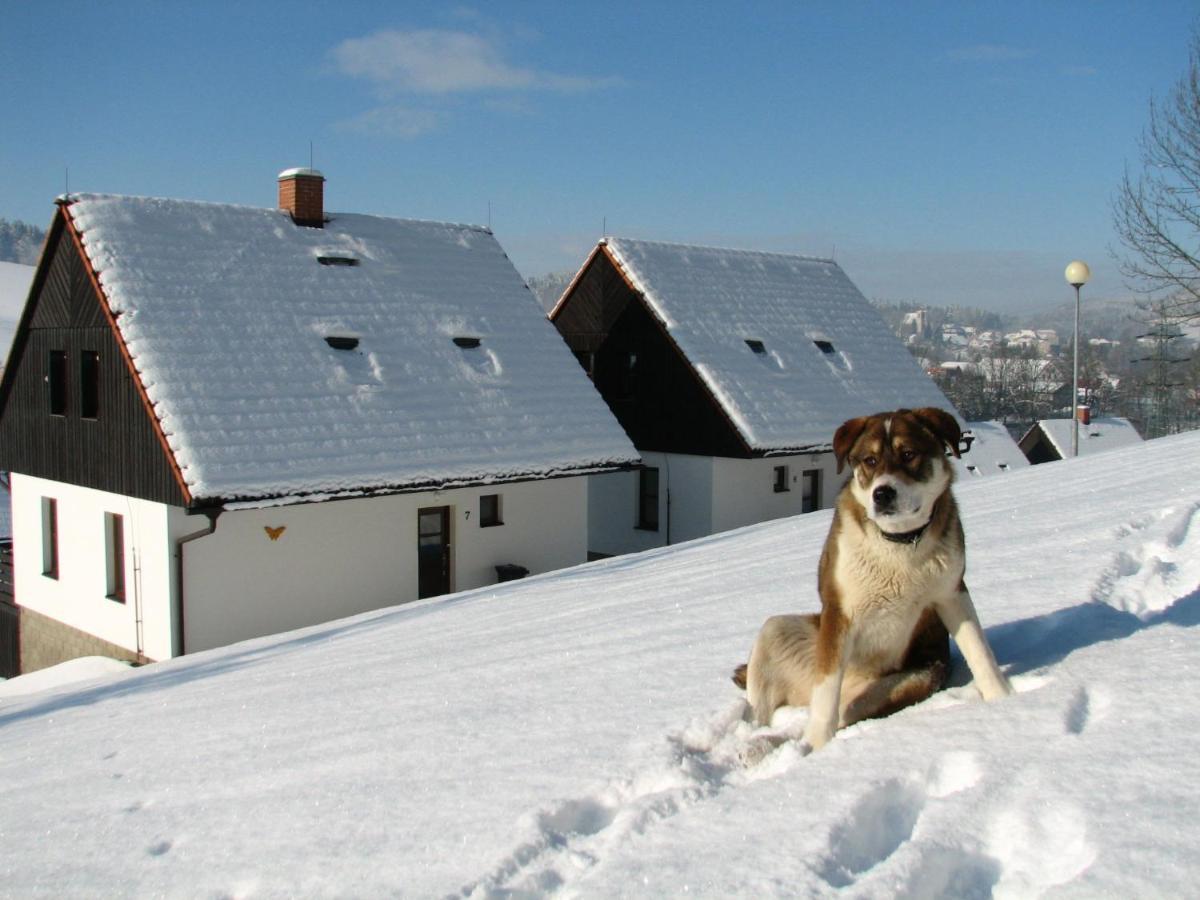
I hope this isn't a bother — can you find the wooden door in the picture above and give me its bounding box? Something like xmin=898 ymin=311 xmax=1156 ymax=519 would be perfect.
xmin=417 ymin=506 xmax=451 ymax=599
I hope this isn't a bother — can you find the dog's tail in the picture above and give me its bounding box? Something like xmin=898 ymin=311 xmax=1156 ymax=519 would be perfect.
xmin=731 ymin=663 xmax=748 ymax=690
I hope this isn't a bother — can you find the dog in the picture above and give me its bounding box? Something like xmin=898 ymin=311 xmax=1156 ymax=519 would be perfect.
xmin=733 ymin=407 xmax=1012 ymax=754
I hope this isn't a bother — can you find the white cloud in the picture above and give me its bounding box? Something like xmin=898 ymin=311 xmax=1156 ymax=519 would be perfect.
xmin=330 ymin=28 xmax=620 ymax=95
xmin=947 ymin=44 xmax=1035 ymax=63
xmin=334 ymin=105 xmax=448 ymax=139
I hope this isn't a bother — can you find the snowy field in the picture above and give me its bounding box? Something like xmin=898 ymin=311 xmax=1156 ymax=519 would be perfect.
xmin=1 ymin=431 xmax=1199 ymax=898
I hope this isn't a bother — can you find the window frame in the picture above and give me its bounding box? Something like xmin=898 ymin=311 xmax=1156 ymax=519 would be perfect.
xmin=105 ymin=512 xmax=126 ymax=603
xmin=41 ymin=497 xmax=59 ymax=579
xmin=773 ymin=464 xmax=790 ymax=493
xmin=479 ymin=493 xmax=503 ymax=528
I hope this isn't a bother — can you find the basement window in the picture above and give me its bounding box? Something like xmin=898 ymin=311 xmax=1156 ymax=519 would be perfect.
xmin=317 ymin=254 xmax=359 ymax=267
xmin=453 ymin=337 xmax=482 ymax=349
xmin=324 ymin=336 xmax=360 ymax=351
xmin=814 ymin=340 xmax=836 ymax=355
xmin=745 ymin=339 xmax=766 ymax=354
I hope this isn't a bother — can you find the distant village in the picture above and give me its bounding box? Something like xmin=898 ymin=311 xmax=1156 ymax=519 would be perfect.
xmin=876 ymin=301 xmax=1200 ymax=440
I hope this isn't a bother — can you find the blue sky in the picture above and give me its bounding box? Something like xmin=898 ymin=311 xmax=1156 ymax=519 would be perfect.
xmin=2 ymin=1 xmax=1196 ymax=312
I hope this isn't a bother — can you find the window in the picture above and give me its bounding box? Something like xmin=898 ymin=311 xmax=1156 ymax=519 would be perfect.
xmin=814 ymin=340 xmax=836 ymax=355
xmin=637 ymin=467 xmax=659 ymax=531
xmin=773 ymin=465 xmax=790 ymax=493
xmin=801 ymin=469 xmax=820 ymax=513
xmin=41 ymin=497 xmax=59 ymax=579
xmin=324 ymin=336 xmax=360 ymax=350
xmin=745 ymin=339 xmax=766 ymax=354
xmin=105 ymin=513 xmax=126 ymax=603
xmin=480 ymin=494 xmax=503 ymax=528
xmin=453 ymin=337 xmax=482 ymax=349
xmin=80 ymin=351 xmax=100 ymax=419
xmin=48 ymin=350 xmax=67 ymax=416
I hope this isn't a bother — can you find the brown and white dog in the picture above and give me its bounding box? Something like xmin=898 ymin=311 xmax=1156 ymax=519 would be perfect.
xmin=734 ymin=407 xmax=1012 ymax=754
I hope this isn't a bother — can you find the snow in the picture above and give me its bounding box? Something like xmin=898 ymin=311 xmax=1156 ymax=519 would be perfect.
xmin=63 ymin=195 xmax=637 ymax=503
xmin=0 ymin=656 xmax=132 ymax=698
xmin=2 ymin=430 xmax=1200 ymax=897
xmin=0 ymin=260 xmax=33 ymax=366
xmin=600 ymin=238 xmax=954 ymax=451
xmin=1031 ymin=416 xmax=1144 ymax=459
xmin=955 ymin=420 xmax=1029 ymax=479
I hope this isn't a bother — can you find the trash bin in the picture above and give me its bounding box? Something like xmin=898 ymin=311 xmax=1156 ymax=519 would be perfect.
xmin=495 ymin=563 xmax=529 ymax=583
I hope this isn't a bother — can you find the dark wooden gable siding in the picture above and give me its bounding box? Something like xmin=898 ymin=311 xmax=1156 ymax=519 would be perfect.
xmin=0 ymin=210 xmax=189 ymax=506
xmin=552 ymin=249 xmax=749 ymax=458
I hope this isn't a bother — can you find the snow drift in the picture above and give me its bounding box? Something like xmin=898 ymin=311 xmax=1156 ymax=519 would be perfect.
xmin=1 ymin=431 xmax=1199 ymax=897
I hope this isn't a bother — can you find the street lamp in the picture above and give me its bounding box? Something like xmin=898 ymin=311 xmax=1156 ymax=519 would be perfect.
xmin=1064 ymin=260 xmax=1091 ymax=457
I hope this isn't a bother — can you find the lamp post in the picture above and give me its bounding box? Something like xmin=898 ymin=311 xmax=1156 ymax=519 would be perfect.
xmin=1064 ymin=260 xmax=1091 ymax=457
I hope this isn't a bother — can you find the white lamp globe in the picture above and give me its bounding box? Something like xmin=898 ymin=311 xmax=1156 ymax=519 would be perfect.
xmin=1065 ymin=260 xmax=1091 ymax=287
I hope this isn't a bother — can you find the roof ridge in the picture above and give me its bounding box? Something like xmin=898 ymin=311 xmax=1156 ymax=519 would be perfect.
xmin=603 ymin=235 xmax=837 ymax=265
xmin=59 ymin=193 xmax=492 ymax=234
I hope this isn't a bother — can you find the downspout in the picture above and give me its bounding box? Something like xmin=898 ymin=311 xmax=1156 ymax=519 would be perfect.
xmin=173 ymin=509 xmax=221 ymax=657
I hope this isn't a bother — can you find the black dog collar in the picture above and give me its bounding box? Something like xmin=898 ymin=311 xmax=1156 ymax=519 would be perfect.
xmin=879 ymin=522 xmax=929 ymax=545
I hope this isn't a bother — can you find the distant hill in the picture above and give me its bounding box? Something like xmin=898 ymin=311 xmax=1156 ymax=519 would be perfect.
xmin=0 ymin=260 xmax=34 ymax=361
xmin=0 ymin=219 xmax=46 ymax=266
xmin=526 ymin=271 xmax=574 ymax=313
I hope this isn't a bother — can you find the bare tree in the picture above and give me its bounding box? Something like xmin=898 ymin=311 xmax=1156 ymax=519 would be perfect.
xmin=1113 ymin=30 xmax=1200 ymax=321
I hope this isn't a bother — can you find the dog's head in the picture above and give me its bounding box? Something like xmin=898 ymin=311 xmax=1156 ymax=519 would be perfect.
xmin=833 ymin=408 xmax=961 ymax=535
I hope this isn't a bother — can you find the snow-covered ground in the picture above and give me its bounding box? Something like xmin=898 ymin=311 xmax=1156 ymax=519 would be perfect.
xmin=1 ymin=431 xmax=1199 ymax=897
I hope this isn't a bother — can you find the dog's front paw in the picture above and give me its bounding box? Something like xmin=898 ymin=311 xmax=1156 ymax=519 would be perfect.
xmin=801 ymin=720 xmax=836 ymax=752
xmin=738 ymin=734 xmax=784 ymax=767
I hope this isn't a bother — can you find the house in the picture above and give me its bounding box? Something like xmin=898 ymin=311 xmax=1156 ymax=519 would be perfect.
xmin=549 ymin=237 xmax=957 ymax=557
xmin=1018 ymin=412 xmax=1143 ymax=464
xmin=954 ymin=421 xmax=1029 ymax=479
xmin=0 ymin=170 xmax=638 ymax=674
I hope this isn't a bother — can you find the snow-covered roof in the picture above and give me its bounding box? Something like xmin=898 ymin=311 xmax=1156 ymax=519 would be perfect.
xmin=955 ymin=420 xmax=1029 ymax=479
xmin=1030 ymin=416 xmax=1144 ymax=458
xmin=597 ymin=237 xmax=956 ymax=451
xmin=65 ymin=194 xmax=638 ymax=503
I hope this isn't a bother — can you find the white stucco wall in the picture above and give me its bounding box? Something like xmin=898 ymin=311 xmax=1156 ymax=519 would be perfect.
xmin=711 ymin=453 xmax=840 ymax=534
xmin=10 ymin=473 xmax=176 ymax=660
xmin=181 ymin=477 xmax=588 ymax=654
xmin=586 ymin=452 xmax=842 ymax=558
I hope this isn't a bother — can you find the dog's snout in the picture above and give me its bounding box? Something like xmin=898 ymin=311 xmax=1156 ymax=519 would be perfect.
xmin=872 ymin=485 xmax=897 ymax=509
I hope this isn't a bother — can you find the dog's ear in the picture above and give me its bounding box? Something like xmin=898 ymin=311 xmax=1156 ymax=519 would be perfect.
xmin=912 ymin=407 xmax=963 ymax=458
xmin=833 ymin=416 xmax=871 ymax=474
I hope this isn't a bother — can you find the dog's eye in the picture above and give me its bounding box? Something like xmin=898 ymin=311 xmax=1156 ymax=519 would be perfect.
xmin=862 ymin=456 xmax=878 ymax=468
xmin=900 ymin=449 xmax=916 ymax=463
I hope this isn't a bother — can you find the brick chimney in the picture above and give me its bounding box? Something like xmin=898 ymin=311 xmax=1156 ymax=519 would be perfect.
xmin=278 ymin=168 xmax=325 ymax=227
xmin=1076 ymin=405 xmax=1091 ymax=425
